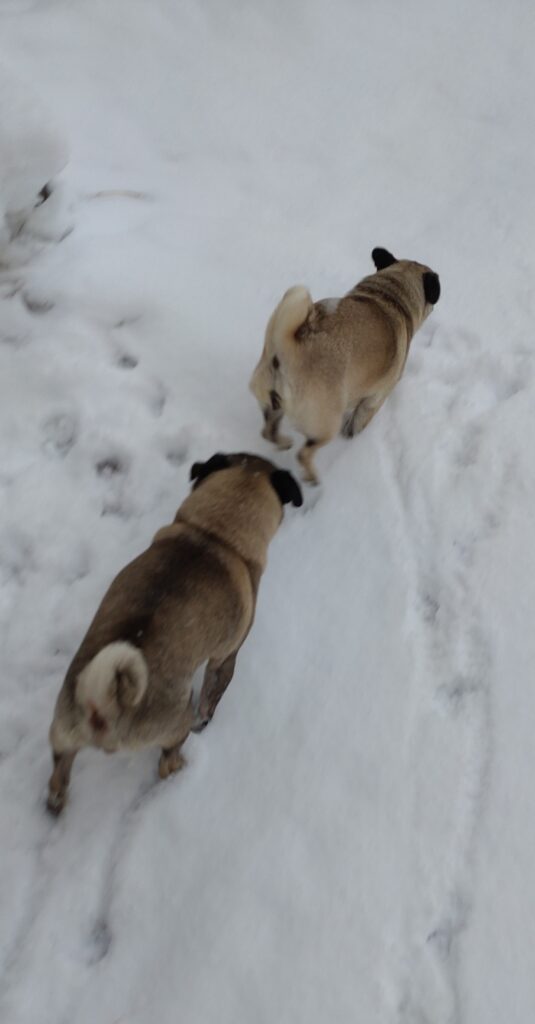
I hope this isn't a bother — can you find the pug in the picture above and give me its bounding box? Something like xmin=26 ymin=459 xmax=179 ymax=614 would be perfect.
xmin=47 ymin=452 xmax=302 ymax=814
xmin=250 ymin=248 xmax=441 ymax=484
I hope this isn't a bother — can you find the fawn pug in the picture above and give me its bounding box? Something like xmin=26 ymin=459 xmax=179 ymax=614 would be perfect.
xmin=47 ymin=452 xmax=302 ymax=814
xmin=250 ymin=247 xmax=440 ymax=483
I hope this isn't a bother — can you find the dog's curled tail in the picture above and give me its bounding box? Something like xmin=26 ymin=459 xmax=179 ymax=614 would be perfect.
xmin=75 ymin=641 xmax=148 ymax=714
xmin=271 ymin=285 xmax=312 ymax=346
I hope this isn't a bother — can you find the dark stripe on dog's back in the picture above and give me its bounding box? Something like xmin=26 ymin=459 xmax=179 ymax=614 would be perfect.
xmin=348 ymin=281 xmax=414 ymax=335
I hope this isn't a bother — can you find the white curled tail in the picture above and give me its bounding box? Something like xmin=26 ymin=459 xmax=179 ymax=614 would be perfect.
xmin=271 ymin=285 xmax=312 ymax=345
xmin=75 ymin=641 xmax=148 ymax=713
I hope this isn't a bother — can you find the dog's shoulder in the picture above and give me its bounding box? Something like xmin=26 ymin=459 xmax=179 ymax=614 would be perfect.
xmin=346 ymin=271 xmax=417 ymax=338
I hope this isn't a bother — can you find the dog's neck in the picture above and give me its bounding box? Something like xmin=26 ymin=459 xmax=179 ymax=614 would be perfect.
xmin=175 ymin=470 xmax=282 ymax=572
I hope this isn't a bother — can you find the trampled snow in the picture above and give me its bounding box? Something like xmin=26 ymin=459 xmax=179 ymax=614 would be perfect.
xmin=0 ymin=2 xmax=534 ymax=1022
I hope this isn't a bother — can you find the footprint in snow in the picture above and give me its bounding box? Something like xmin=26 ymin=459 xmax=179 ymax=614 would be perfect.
xmin=114 ymin=315 xmax=143 ymax=329
xmin=160 ymin=429 xmax=190 ymax=469
xmin=148 ymin=379 xmax=167 ymax=418
xmin=94 ymin=452 xmax=132 ymax=517
xmin=0 ymin=278 xmax=23 ymax=300
xmin=436 ymin=675 xmax=482 ymax=714
xmin=456 ymin=421 xmax=485 ymax=469
xmin=419 ymin=589 xmax=440 ymax=624
xmin=0 ymin=531 xmax=36 ymax=582
xmin=42 ymin=412 xmax=78 ymax=457
xmin=0 ymin=330 xmax=30 ymax=349
xmin=101 ymin=496 xmax=132 ymax=519
xmin=110 ymin=318 xmax=142 ymax=369
xmin=165 ymin=445 xmax=188 ymax=467
xmin=95 ymin=455 xmax=126 ymax=478
xmin=87 ymin=917 xmax=112 ymax=965
xmin=116 ymin=351 xmax=138 ymax=370
xmin=22 ymin=289 xmax=55 ymax=315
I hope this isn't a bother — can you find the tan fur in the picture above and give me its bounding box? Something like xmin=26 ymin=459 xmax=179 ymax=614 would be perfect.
xmin=47 ymin=453 xmax=293 ymax=814
xmin=250 ymin=253 xmax=440 ymax=483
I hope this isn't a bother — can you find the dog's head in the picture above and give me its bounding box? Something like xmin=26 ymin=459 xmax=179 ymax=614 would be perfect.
xmin=371 ymin=247 xmax=441 ymax=316
xmin=184 ymin=451 xmax=302 ymax=567
xmin=190 ymin=452 xmax=303 ymax=508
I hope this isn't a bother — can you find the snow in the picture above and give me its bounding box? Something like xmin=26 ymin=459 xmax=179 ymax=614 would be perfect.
xmin=0 ymin=61 xmax=68 ymax=260
xmin=0 ymin=1 xmax=534 ymax=1022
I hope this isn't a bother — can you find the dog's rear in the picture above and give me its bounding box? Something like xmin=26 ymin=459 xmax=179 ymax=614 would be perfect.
xmin=249 ymin=285 xmax=312 ymax=451
xmin=75 ymin=641 xmax=148 ymax=741
xmin=249 ymin=285 xmax=312 ymax=409
xmin=270 ymin=285 xmax=312 ymax=350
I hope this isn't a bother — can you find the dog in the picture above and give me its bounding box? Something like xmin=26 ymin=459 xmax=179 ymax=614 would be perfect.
xmin=250 ymin=247 xmax=441 ymax=484
xmin=47 ymin=452 xmax=302 ymax=814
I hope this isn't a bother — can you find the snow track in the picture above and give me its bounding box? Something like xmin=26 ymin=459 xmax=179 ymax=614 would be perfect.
xmin=377 ymin=326 xmax=502 ymax=1022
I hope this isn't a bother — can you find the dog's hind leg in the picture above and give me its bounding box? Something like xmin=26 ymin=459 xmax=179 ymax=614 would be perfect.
xmin=342 ymin=393 xmax=387 ymax=438
xmin=193 ymin=651 xmax=239 ymax=731
xmin=158 ymin=697 xmax=195 ymax=779
xmin=297 ymin=435 xmax=333 ymax=485
xmin=353 ymin=393 xmax=387 ymax=433
xmin=47 ymin=749 xmax=78 ymax=816
xmin=261 ymin=406 xmax=293 ymax=450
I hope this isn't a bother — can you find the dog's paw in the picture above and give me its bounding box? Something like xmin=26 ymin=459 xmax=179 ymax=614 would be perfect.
xmin=158 ymin=749 xmax=186 ymax=779
xmin=47 ymin=788 xmax=66 ymax=816
xmin=276 ymin=436 xmax=294 ymax=451
xmin=191 ymin=714 xmax=210 ymax=734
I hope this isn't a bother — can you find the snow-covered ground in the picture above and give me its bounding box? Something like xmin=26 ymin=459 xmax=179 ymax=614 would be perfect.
xmin=1 ymin=1 xmax=534 ymax=1021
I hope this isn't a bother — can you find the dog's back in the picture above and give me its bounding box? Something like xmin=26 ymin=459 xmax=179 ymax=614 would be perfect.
xmin=52 ymin=524 xmax=254 ymax=753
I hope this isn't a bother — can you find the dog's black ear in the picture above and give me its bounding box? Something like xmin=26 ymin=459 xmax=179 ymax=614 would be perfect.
xmin=190 ymin=453 xmax=230 ymax=485
xmin=372 ymin=247 xmax=397 ymax=271
xmin=270 ymin=469 xmax=303 ymax=508
xmin=423 ymin=271 xmax=440 ymax=304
